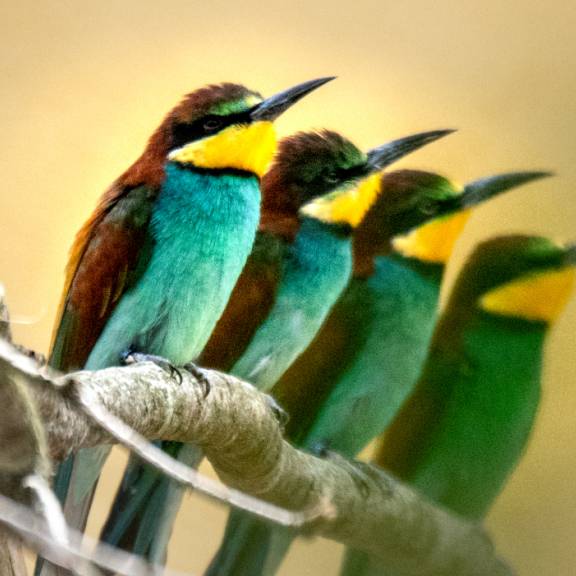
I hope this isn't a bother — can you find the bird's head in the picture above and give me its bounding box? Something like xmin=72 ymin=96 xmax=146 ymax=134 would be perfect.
xmin=165 ymin=79 xmax=333 ymax=178
xmin=453 ymin=235 xmax=576 ymax=325
xmin=353 ymin=169 xmax=551 ymax=276
xmin=126 ymin=78 xmax=333 ymax=187
xmin=262 ymin=129 xmax=452 ymax=238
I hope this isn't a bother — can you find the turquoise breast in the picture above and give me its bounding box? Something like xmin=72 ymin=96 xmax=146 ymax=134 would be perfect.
xmin=303 ymin=254 xmax=441 ymax=456
xmin=232 ymin=218 xmax=353 ymax=391
xmin=86 ymin=164 xmax=260 ymax=369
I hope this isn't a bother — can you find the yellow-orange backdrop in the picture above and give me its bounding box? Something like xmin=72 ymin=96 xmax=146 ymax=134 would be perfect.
xmin=1 ymin=1 xmax=575 ymax=574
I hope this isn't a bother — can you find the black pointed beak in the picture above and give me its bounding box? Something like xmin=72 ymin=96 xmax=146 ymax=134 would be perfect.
xmin=249 ymin=77 xmax=335 ymax=122
xmin=366 ymin=129 xmax=455 ymax=172
xmin=458 ymin=171 xmax=554 ymax=208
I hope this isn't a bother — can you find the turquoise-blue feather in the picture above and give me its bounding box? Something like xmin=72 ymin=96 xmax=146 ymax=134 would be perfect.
xmin=302 ymin=254 xmax=441 ymax=456
xmin=233 ymin=217 xmax=353 ymax=391
xmin=60 ymin=165 xmax=260 ymax=565
xmin=86 ymin=165 xmax=261 ymax=369
xmin=102 ymin=205 xmax=353 ymax=564
xmin=205 ymin=220 xmax=357 ymax=576
xmin=230 ymin=254 xmax=444 ymax=576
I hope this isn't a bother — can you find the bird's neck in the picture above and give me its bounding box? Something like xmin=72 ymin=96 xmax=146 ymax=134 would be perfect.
xmin=291 ymin=217 xmax=352 ymax=276
xmin=231 ymin=217 xmax=352 ymax=390
xmin=355 ymin=249 xmax=444 ymax=286
xmin=353 ymin=238 xmax=446 ymax=283
xmin=388 ymin=251 xmax=445 ymax=284
xmin=155 ymin=163 xmax=260 ymax=232
xmin=458 ymin=310 xmax=547 ymax=384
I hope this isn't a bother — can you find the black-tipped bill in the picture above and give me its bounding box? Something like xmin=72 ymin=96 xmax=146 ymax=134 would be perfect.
xmin=249 ymin=77 xmax=335 ymax=122
xmin=459 ymin=171 xmax=553 ymax=208
xmin=366 ymin=129 xmax=455 ymax=172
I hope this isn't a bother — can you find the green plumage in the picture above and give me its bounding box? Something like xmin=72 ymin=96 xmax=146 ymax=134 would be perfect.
xmin=96 ymin=167 xmax=261 ymax=558
xmin=38 ymin=78 xmax=332 ymax=575
xmin=342 ymin=235 xmax=572 ymax=576
xmin=294 ymin=255 xmax=441 ymax=455
xmin=224 ymin=171 xmax=548 ymax=576
xmin=105 ymin=129 xmax=374 ymax=564
xmin=232 ymin=217 xmax=353 ymax=390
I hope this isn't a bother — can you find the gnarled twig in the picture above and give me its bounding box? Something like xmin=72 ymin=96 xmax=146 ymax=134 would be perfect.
xmin=0 ymin=337 xmax=511 ymax=576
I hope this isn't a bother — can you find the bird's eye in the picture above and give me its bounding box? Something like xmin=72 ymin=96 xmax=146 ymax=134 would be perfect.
xmin=419 ymin=199 xmax=438 ymax=215
xmin=203 ymin=118 xmax=222 ymax=133
xmin=324 ymin=173 xmax=340 ymax=185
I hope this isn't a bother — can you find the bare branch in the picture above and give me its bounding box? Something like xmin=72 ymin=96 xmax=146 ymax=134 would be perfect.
xmin=0 ymin=339 xmax=511 ymax=576
xmin=0 ymin=493 xmax=191 ymax=576
xmin=0 ymin=287 xmax=47 ymax=575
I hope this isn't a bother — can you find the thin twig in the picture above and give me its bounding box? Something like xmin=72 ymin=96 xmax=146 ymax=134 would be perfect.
xmin=0 ymin=493 xmax=190 ymax=576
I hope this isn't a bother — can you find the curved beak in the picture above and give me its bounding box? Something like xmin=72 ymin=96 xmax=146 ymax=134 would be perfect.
xmin=366 ymin=129 xmax=455 ymax=172
xmin=458 ymin=171 xmax=553 ymax=208
xmin=249 ymin=77 xmax=336 ymax=122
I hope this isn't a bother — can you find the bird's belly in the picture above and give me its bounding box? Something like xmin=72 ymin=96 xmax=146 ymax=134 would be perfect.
xmin=139 ymin=262 xmax=242 ymax=364
xmin=86 ymin=171 xmax=260 ymax=370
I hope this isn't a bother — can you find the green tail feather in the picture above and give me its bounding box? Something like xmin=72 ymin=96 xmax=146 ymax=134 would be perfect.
xmin=34 ymin=446 xmax=111 ymax=576
xmin=260 ymin=529 xmax=295 ymax=575
xmin=100 ymin=442 xmax=203 ymax=562
xmin=204 ymin=510 xmax=276 ymax=576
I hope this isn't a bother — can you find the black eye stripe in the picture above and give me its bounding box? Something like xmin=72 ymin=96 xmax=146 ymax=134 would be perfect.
xmin=170 ymin=110 xmax=252 ymax=152
xmin=316 ymin=165 xmax=368 ymax=181
xmin=346 ymin=165 xmax=371 ymax=179
xmin=328 ymin=165 xmax=371 ymax=185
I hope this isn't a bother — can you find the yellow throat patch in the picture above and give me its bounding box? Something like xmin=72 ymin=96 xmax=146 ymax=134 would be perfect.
xmin=480 ymin=267 xmax=575 ymax=322
xmin=300 ymin=171 xmax=382 ymax=227
xmin=392 ymin=210 xmax=471 ymax=264
xmin=168 ymin=121 xmax=276 ymax=178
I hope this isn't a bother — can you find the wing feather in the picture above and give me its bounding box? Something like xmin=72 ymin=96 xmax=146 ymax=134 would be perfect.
xmin=198 ymin=232 xmax=284 ymax=372
xmin=50 ymin=184 xmax=156 ymax=371
xmin=272 ymin=293 xmax=359 ymax=443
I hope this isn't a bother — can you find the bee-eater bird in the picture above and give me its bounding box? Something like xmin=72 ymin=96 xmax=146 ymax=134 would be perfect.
xmin=342 ymin=234 xmax=576 ymax=576
xmin=284 ymin=171 xmax=551 ymax=457
xmin=101 ymin=128 xmax=452 ymax=562
xmin=36 ymin=77 xmax=332 ymax=576
xmin=212 ymin=169 xmax=550 ymax=576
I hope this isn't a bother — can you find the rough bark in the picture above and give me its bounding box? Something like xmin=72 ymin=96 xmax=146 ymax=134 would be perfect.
xmin=0 ymin=339 xmax=511 ymax=576
xmin=0 ymin=287 xmax=32 ymax=576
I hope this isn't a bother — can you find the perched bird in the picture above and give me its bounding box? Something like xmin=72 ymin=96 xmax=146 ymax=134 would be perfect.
xmin=342 ymin=235 xmax=575 ymax=575
xmin=37 ymin=77 xmax=331 ymax=576
xmin=285 ymin=171 xmax=551 ymax=457
xmin=208 ymin=130 xmax=452 ymax=388
xmin=219 ymin=169 xmax=549 ymax=576
xmin=102 ymin=128 xmax=452 ymax=562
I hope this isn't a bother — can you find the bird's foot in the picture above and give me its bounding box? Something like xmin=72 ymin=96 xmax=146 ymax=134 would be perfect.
xmin=309 ymin=441 xmax=373 ymax=497
xmin=182 ymin=362 xmax=211 ymax=398
xmin=265 ymin=395 xmax=289 ymax=430
xmin=122 ymin=350 xmax=182 ymax=382
xmin=309 ymin=440 xmax=333 ymax=459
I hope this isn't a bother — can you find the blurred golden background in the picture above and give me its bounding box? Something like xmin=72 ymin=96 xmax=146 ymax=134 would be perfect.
xmin=1 ymin=1 xmax=575 ymax=574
